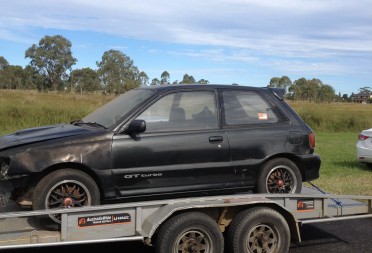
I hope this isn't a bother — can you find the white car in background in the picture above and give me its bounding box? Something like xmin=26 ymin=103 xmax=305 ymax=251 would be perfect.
xmin=357 ymin=128 xmax=372 ymax=168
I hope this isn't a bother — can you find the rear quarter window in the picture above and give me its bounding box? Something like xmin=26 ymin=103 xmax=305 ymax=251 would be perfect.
xmin=222 ymin=90 xmax=279 ymax=126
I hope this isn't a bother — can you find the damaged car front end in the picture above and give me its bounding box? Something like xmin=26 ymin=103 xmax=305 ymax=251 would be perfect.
xmin=0 ymin=125 xmax=112 ymax=209
xmin=0 ymin=88 xmax=155 ymax=223
xmin=0 ymin=141 xmax=32 ymax=208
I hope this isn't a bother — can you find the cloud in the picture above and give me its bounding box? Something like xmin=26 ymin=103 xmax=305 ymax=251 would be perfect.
xmin=2 ymin=0 xmax=372 ymax=53
xmin=1 ymin=0 xmax=371 ymax=90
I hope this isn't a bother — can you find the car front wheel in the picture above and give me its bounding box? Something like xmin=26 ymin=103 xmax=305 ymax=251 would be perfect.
xmin=257 ymin=158 xmax=302 ymax=194
xmin=32 ymin=169 xmax=100 ymax=224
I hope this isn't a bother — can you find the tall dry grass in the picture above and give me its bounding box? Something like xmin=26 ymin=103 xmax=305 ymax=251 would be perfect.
xmin=2 ymin=90 xmax=372 ymax=135
xmin=288 ymin=101 xmax=372 ymax=133
xmin=0 ymin=90 xmax=115 ymax=135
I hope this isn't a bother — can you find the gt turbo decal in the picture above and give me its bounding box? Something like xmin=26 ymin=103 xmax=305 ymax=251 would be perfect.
xmin=124 ymin=173 xmax=163 ymax=179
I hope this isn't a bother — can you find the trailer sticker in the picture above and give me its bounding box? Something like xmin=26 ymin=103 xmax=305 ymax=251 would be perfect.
xmin=78 ymin=213 xmax=131 ymax=228
xmin=297 ymin=199 xmax=315 ymax=212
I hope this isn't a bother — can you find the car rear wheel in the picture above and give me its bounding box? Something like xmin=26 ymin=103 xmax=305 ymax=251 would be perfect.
xmin=257 ymin=158 xmax=302 ymax=194
xmin=32 ymin=169 xmax=100 ymax=224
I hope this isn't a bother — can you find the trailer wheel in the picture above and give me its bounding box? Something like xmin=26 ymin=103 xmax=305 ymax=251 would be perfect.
xmin=257 ymin=158 xmax=302 ymax=193
xmin=32 ymin=169 xmax=100 ymax=224
xmin=226 ymin=207 xmax=290 ymax=253
xmin=155 ymin=212 xmax=224 ymax=253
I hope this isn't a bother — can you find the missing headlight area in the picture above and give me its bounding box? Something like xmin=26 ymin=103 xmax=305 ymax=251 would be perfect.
xmin=0 ymin=158 xmax=10 ymax=180
xmin=0 ymin=180 xmax=12 ymax=208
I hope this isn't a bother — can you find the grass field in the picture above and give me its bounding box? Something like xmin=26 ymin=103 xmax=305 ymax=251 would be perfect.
xmin=0 ymin=90 xmax=114 ymax=135
xmin=307 ymin=132 xmax=372 ymax=196
xmin=0 ymin=89 xmax=371 ymax=196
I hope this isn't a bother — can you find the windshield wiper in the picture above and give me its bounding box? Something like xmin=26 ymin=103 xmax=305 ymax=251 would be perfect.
xmin=71 ymin=120 xmax=107 ymax=129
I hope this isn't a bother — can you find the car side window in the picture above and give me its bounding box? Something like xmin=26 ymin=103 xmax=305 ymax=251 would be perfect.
xmin=137 ymin=91 xmax=218 ymax=132
xmin=222 ymin=90 xmax=278 ymax=125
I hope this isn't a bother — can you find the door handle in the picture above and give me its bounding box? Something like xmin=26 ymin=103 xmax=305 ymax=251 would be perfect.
xmin=209 ymin=136 xmax=223 ymax=143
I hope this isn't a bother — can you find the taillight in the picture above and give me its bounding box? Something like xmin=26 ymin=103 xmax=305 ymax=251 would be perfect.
xmin=308 ymin=132 xmax=316 ymax=148
xmin=359 ymin=134 xmax=369 ymax=141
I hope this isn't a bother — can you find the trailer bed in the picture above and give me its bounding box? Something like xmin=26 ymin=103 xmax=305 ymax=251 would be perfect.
xmin=0 ymin=186 xmax=371 ymax=250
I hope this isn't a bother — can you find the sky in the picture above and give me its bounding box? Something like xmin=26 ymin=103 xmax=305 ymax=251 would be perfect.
xmin=1 ymin=0 xmax=372 ymax=96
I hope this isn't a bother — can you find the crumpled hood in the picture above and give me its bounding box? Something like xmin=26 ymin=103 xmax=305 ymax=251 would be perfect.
xmin=0 ymin=124 xmax=95 ymax=151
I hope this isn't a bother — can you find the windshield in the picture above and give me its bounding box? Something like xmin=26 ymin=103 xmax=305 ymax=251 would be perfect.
xmin=82 ymin=89 xmax=155 ymax=128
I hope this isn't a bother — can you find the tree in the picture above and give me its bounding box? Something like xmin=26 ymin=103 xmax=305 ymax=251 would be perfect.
xmin=160 ymin=71 xmax=170 ymax=85
xmin=25 ymin=35 xmax=77 ymax=91
xmin=289 ymin=78 xmax=307 ymax=100
xmin=97 ymin=49 xmax=141 ymax=94
xmin=0 ymin=65 xmax=24 ymax=89
xmin=269 ymin=77 xmax=280 ymax=87
xmin=318 ymin=84 xmax=335 ymax=103
xmin=197 ymin=79 xmax=209 ymax=84
xmin=268 ymin=76 xmax=292 ymax=94
xmin=0 ymin=56 xmax=9 ymax=70
xmin=289 ymin=78 xmax=322 ymax=101
xmin=70 ymin=68 xmax=100 ymax=94
xmin=139 ymin=71 xmax=149 ymax=86
xmin=23 ymin=65 xmax=47 ymax=90
xmin=150 ymin=78 xmax=160 ymax=86
xmin=180 ymin=74 xmax=195 ymax=84
xmin=306 ymin=78 xmax=322 ymax=102
xmin=358 ymin=87 xmax=372 ymax=94
xmin=0 ymin=56 xmax=10 ymax=87
xmin=288 ymin=77 xmax=337 ymax=102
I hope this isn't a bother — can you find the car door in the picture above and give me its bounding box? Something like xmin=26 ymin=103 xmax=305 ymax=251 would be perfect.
xmin=220 ymin=88 xmax=290 ymax=188
xmin=111 ymin=89 xmax=231 ymax=198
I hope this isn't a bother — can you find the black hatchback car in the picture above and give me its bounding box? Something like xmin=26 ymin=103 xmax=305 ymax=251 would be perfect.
xmin=0 ymin=84 xmax=320 ymax=223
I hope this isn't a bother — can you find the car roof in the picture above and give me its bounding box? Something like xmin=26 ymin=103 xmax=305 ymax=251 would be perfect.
xmin=137 ymin=84 xmax=284 ymax=100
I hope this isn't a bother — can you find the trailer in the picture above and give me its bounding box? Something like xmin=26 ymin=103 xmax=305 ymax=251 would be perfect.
xmin=0 ymin=185 xmax=371 ymax=253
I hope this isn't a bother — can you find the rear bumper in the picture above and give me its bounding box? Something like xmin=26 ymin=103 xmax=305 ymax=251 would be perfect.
xmin=298 ymin=154 xmax=321 ymax=181
xmin=356 ymin=143 xmax=372 ymax=163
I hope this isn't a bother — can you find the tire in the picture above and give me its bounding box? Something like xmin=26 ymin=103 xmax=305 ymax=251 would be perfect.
xmin=155 ymin=212 xmax=224 ymax=253
xmin=257 ymin=158 xmax=302 ymax=194
xmin=367 ymin=163 xmax=372 ymax=169
xmin=226 ymin=207 xmax=290 ymax=253
xmin=32 ymin=169 xmax=100 ymax=224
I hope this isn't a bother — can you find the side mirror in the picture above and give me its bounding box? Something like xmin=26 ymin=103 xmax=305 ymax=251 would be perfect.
xmin=125 ymin=119 xmax=146 ymax=134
